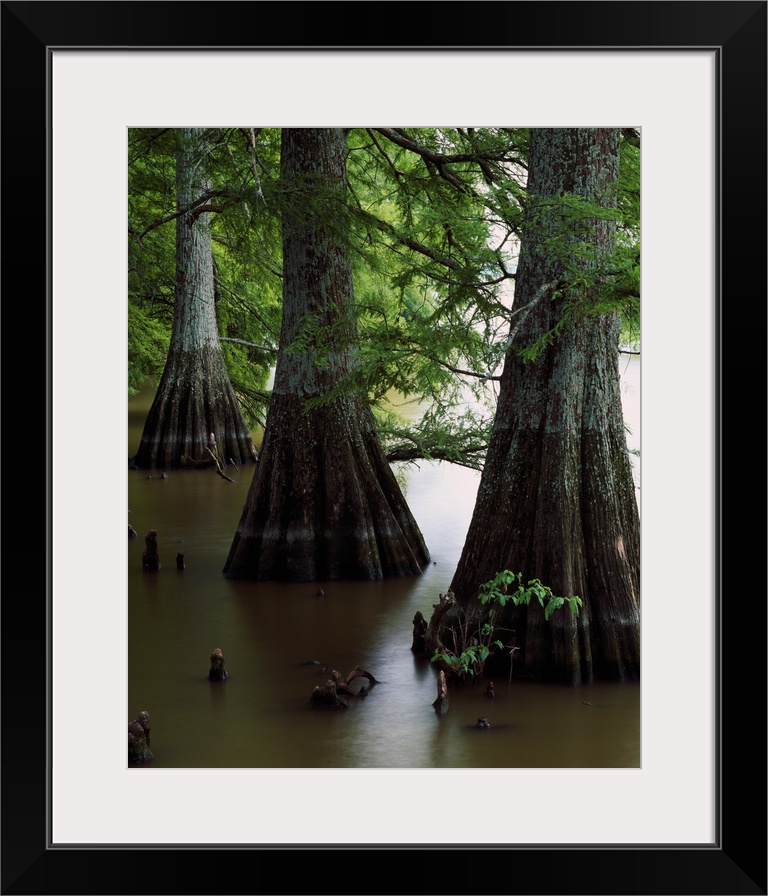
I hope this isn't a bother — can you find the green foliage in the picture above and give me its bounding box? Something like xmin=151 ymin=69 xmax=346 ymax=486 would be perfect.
xmin=353 ymin=127 xmax=638 ymax=396
xmin=128 ymin=127 xmax=282 ymax=426
xmin=128 ymin=126 xmax=639 ymax=460
xmin=431 ymin=570 xmax=582 ymax=681
xmin=128 ymin=303 xmax=170 ymax=395
xmin=346 ymin=129 xmax=521 ymax=394
xmin=377 ymin=404 xmax=493 ymax=471
xmin=512 ymin=184 xmax=640 ymax=365
xmin=437 ymin=639 xmax=505 ymax=680
xmin=478 ymin=569 xmax=583 ymax=621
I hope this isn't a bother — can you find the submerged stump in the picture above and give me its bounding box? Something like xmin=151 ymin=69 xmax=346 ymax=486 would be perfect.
xmin=411 ymin=610 xmax=428 ymax=654
xmin=432 ymin=669 xmax=449 ymax=716
xmin=128 ymin=710 xmax=154 ymax=764
xmin=309 ymin=665 xmax=379 ymax=707
xmin=208 ymin=648 xmax=228 ymax=681
xmin=142 ymin=529 xmax=160 ymax=570
xmin=310 ymin=680 xmax=349 ymax=708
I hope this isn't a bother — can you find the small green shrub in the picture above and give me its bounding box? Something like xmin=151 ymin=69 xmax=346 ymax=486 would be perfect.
xmin=431 ymin=570 xmax=582 ymax=681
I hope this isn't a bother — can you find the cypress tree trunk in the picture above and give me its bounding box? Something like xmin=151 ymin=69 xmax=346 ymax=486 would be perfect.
xmin=133 ymin=128 xmax=257 ymax=470
xmin=223 ymin=128 xmax=430 ymax=582
xmin=442 ymin=129 xmax=640 ymax=684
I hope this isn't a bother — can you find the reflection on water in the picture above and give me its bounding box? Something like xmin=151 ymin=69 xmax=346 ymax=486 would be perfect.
xmin=128 ymin=357 xmax=640 ymax=769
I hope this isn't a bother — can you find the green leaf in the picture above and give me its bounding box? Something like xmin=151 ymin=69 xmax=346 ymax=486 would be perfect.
xmin=566 ymin=596 xmax=582 ymax=616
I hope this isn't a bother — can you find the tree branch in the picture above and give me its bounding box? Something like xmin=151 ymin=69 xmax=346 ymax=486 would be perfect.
xmin=385 ymin=443 xmax=487 ymax=471
xmin=220 ymin=337 xmax=278 ymax=353
xmin=206 ymin=447 xmax=237 ymax=482
xmin=128 ymin=190 xmax=227 ymax=240
xmin=425 ymin=354 xmax=501 ymax=382
xmin=375 ymin=127 xmax=524 ymax=168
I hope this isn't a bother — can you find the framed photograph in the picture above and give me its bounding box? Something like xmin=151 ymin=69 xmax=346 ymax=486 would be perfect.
xmin=3 ymin=2 xmax=765 ymax=894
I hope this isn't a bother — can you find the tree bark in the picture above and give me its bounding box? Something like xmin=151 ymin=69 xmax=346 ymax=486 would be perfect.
xmin=438 ymin=129 xmax=640 ymax=684
xmin=133 ymin=128 xmax=257 ymax=470
xmin=223 ymin=128 xmax=430 ymax=581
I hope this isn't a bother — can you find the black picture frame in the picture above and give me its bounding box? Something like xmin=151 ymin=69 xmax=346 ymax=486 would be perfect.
xmin=2 ymin=2 xmax=765 ymax=894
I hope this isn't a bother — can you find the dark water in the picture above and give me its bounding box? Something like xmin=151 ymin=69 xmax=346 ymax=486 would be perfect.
xmin=128 ymin=358 xmax=640 ymax=769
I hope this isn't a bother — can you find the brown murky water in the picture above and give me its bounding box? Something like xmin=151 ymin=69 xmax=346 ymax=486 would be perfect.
xmin=128 ymin=356 xmax=640 ymax=769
